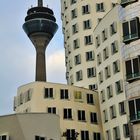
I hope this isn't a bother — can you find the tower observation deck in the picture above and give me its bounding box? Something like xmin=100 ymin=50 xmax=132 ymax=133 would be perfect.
xmin=23 ymin=0 xmax=58 ymax=81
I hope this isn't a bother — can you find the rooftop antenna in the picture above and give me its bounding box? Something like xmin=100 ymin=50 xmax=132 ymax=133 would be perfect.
xmin=38 ymin=0 xmax=43 ymax=7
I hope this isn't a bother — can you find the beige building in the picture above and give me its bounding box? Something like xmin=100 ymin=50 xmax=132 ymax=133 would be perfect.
xmin=14 ymin=82 xmax=103 ymax=140
xmin=0 ymin=113 xmax=60 ymax=140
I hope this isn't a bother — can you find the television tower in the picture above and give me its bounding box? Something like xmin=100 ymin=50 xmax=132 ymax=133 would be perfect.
xmin=23 ymin=0 xmax=58 ymax=81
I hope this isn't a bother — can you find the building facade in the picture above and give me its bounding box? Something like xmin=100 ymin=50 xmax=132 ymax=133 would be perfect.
xmin=0 ymin=113 xmax=60 ymax=140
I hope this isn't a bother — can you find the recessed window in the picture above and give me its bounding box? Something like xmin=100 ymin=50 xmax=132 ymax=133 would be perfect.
xmin=115 ymin=80 xmax=123 ymax=94
xmin=81 ymin=131 xmax=89 ymax=140
xmin=87 ymin=67 xmax=96 ymax=78
xmin=64 ymin=108 xmax=72 ymax=119
xmin=106 ymin=130 xmax=111 ymax=140
xmin=84 ymin=35 xmax=93 ymax=45
xmin=72 ymin=23 xmax=78 ymax=34
xmin=60 ymin=89 xmax=69 ymax=99
xmin=103 ymin=47 xmax=109 ymax=60
xmin=119 ymin=101 xmax=126 ymax=115
xmin=122 ymin=17 xmax=139 ymax=43
xmin=74 ymin=91 xmax=82 ymax=100
xmin=66 ymin=129 xmax=76 ymax=140
xmin=96 ymin=3 xmax=104 ymax=12
xmin=110 ymin=105 xmax=116 ymax=119
xmin=89 ymin=84 xmax=98 ymax=90
xmin=93 ymin=132 xmax=101 ymax=140
xmin=35 ymin=136 xmax=46 ymax=140
xmin=111 ymin=40 xmax=118 ymax=55
xmin=101 ymin=90 xmax=105 ymax=103
xmin=97 ymin=53 xmax=102 ymax=65
xmin=123 ymin=124 xmax=130 ymax=138
xmin=78 ymin=110 xmax=86 ymax=121
xmin=103 ymin=109 xmax=108 ymax=123
xmin=113 ymin=126 xmax=120 ymax=140
xmin=110 ymin=22 xmax=117 ymax=35
xmin=83 ymin=19 xmax=91 ymax=29
xmin=82 ymin=5 xmax=90 ymax=14
xmin=102 ymin=29 xmax=108 ymax=42
xmin=71 ymin=0 xmax=76 ymax=5
xmin=98 ymin=71 xmax=103 ymax=84
xmin=95 ymin=35 xmax=100 ymax=47
xmin=71 ymin=9 xmax=77 ymax=19
xmin=113 ymin=60 xmax=120 ymax=74
xmin=76 ymin=70 xmax=83 ymax=81
xmin=90 ymin=112 xmax=98 ymax=123
xmin=73 ymin=39 xmax=80 ymax=49
xmin=86 ymin=51 xmax=94 ymax=61
xmin=48 ymin=107 xmax=56 ymax=114
xmin=107 ymin=85 xmax=113 ymax=99
xmin=87 ymin=94 xmax=94 ymax=104
xmin=75 ymin=54 xmax=81 ymax=65
xmin=105 ymin=66 xmax=111 ymax=79
xmin=44 ymin=88 xmax=53 ymax=98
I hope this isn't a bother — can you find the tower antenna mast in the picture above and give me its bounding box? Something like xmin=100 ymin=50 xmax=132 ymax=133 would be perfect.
xmin=38 ymin=0 xmax=43 ymax=7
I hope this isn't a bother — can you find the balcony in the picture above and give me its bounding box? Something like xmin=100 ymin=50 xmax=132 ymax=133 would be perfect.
xmin=126 ymin=72 xmax=140 ymax=82
xmin=121 ymin=0 xmax=138 ymax=7
xmin=123 ymin=33 xmax=139 ymax=43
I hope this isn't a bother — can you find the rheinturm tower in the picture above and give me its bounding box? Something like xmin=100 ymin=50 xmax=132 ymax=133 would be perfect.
xmin=23 ymin=0 xmax=58 ymax=81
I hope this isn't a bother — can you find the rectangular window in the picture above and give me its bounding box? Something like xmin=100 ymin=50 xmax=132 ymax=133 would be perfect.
xmin=89 ymin=84 xmax=98 ymax=90
xmin=71 ymin=0 xmax=76 ymax=5
xmin=98 ymin=71 xmax=103 ymax=84
xmin=83 ymin=20 xmax=91 ymax=29
xmin=119 ymin=101 xmax=126 ymax=115
xmin=87 ymin=67 xmax=96 ymax=78
xmin=82 ymin=5 xmax=90 ymax=14
xmin=113 ymin=60 xmax=120 ymax=74
xmin=106 ymin=130 xmax=111 ymax=140
xmin=107 ymin=85 xmax=113 ymax=99
xmin=103 ymin=47 xmax=109 ymax=60
xmin=71 ymin=9 xmax=77 ymax=19
xmin=123 ymin=124 xmax=130 ymax=138
xmin=110 ymin=105 xmax=116 ymax=119
xmin=75 ymin=54 xmax=81 ymax=65
xmin=105 ymin=66 xmax=111 ymax=79
xmin=93 ymin=132 xmax=101 ymax=140
xmin=44 ymin=88 xmax=53 ymax=98
xmin=66 ymin=129 xmax=76 ymax=140
xmin=81 ymin=131 xmax=89 ymax=140
xmin=110 ymin=22 xmax=117 ymax=35
xmin=84 ymin=35 xmax=93 ymax=45
xmin=35 ymin=136 xmax=46 ymax=140
xmin=48 ymin=107 xmax=56 ymax=114
xmin=113 ymin=126 xmax=120 ymax=140
xmin=86 ymin=51 xmax=94 ymax=61
xmin=101 ymin=90 xmax=105 ymax=103
xmin=78 ymin=110 xmax=86 ymax=121
xmin=97 ymin=53 xmax=102 ymax=65
xmin=111 ymin=41 xmax=118 ymax=55
xmin=90 ymin=112 xmax=98 ymax=123
xmin=60 ymin=89 xmax=69 ymax=99
xmin=72 ymin=23 xmax=78 ymax=34
xmin=74 ymin=91 xmax=82 ymax=100
xmin=122 ymin=17 xmax=139 ymax=43
xmin=76 ymin=70 xmax=83 ymax=81
xmin=102 ymin=29 xmax=108 ymax=41
xmin=73 ymin=39 xmax=80 ymax=49
xmin=64 ymin=108 xmax=72 ymax=119
xmin=96 ymin=3 xmax=104 ymax=12
xmin=87 ymin=94 xmax=94 ymax=104
xmin=96 ymin=35 xmax=100 ymax=47
xmin=115 ymin=80 xmax=123 ymax=94
xmin=103 ymin=109 xmax=108 ymax=122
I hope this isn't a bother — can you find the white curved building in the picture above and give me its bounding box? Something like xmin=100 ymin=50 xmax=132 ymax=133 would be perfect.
xmin=14 ymin=82 xmax=103 ymax=140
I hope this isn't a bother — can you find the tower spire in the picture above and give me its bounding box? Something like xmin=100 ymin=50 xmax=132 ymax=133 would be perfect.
xmin=38 ymin=0 xmax=43 ymax=7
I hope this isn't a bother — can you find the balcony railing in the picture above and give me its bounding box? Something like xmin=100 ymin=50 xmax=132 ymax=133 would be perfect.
xmin=130 ymin=113 xmax=140 ymax=122
xmin=123 ymin=33 xmax=139 ymax=43
xmin=126 ymin=72 xmax=140 ymax=81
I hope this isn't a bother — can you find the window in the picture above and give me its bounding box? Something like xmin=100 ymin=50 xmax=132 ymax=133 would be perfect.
xmin=96 ymin=3 xmax=104 ymax=12
xmin=76 ymin=70 xmax=83 ymax=81
xmin=89 ymin=84 xmax=98 ymax=90
xmin=64 ymin=1 xmax=68 ymax=10
xmin=72 ymin=23 xmax=78 ymax=34
xmin=44 ymin=88 xmax=53 ymax=98
xmin=122 ymin=17 xmax=139 ymax=43
xmin=73 ymin=39 xmax=80 ymax=49
xmin=71 ymin=0 xmax=76 ymax=5
xmin=82 ymin=5 xmax=90 ymax=14
xmin=97 ymin=53 xmax=102 ymax=65
xmin=105 ymin=66 xmax=111 ymax=79
xmin=74 ymin=91 xmax=82 ymax=100
xmin=101 ymin=90 xmax=105 ymax=103
xmin=107 ymin=85 xmax=113 ymax=99
xmin=70 ymin=75 xmax=74 ymax=85
xmin=102 ymin=29 xmax=108 ymax=41
xmin=90 ymin=112 xmax=98 ymax=123
xmin=66 ymin=29 xmax=70 ymax=39
xmin=86 ymin=51 xmax=94 ymax=61
xmin=121 ymin=0 xmax=138 ymax=7
xmin=78 ymin=110 xmax=86 ymax=121
xmin=35 ymin=136 xmax=46 ymax=140
xmin=119 ymin=101 xmax=126 ymax=115
xmin=75 ymin=54 xmax=81 ymax=65
xmin=87 ymin=67 xmax=96 ymax=78
xmin=98 ymin=71 xmax=103 ymax=84
xmin=125 ymin=57 xmax=140 ymax=81
xmin=84 ymin=35 xmax=93 ymax=45
xmin=123 ymin=124 xmax=130 ymax=138
xmin=129 ymin=98 xmax=140 ymax=121
xmin=113 ymin=60 xmax=120 ymax=74
xmin=66 ymin=129 xmax=76 ymax=140
xmin=93 ymin=133 xmax=101 ymax=140
xmin=110 ymin=105 xmax=116 ymax=119
xmin=69 ymin=59 xmax=73 ymax=69
xmin=110 ymin=22 xmax=117 ymax=35
xmin=60 ymin=89 xmax=69 ymax=99
xmin=112 ymin=3 xmax=117 ymax=8
xmin=83 ymin=20 xmax=91 ymax=29
xmin=106 ymin=130 xmax=111 ymax=140
xmin=81 ymin=131 xmax=89 ymax=140
xmin=0 ymin=135 xmax=9 ymax=140
xmin=113 ymin=126 xmax=120 ymax=140
xmin=95 ymin=35 xmax=100 ymax=47
xmin=71 ymin=9 xmax=77 ymax=19
xmin=103 ymin=47 xmax=109 ymax=60
xmin=87 ymin=94 xmax=94 ymax=104
xmin=115 ymin=80 xmax=123 ymax=94
xmin=64 ymin=108 xmax=72 ymax=119
xmin=48 ymin=107 xmax=56 ymax=114
xmin=111 ymin=40 xmax=118 ymax=54
xmin=103 ymin=109 xmax=108 ymax=122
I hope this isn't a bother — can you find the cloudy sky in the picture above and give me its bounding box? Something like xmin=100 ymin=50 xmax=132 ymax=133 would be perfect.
xmin=0 ymin=0 xmax=66 ymax=115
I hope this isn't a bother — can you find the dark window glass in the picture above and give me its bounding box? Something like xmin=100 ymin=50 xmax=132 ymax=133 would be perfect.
xmin=93 ymin=133 xmax=101 ymax=140
xmin=130 ymin=19 xmax=137 ymax=35
xmin=64 ymin=108 xmax=72 ymax=119
xmin=2 ymin=136 xmax=7 ymax=140
xmin=67 ymin=129 xmax=75 ymax=140
xmin=129 ymin=100 xmax=135 ymax=120
xmin=87 ymin=94 xmax=94 ymax=104
xmin=136 ymin=98 xmax=140 ymax=115
xmin=125 ymin=60 xmax=132 ymax=76
xmin=81 ymin=131 xmax=89 ymax=140
xmin=133 ymin=58 xmax=139 ymax=74
xmin=123 ymin=22 xmax=129 ymax=37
